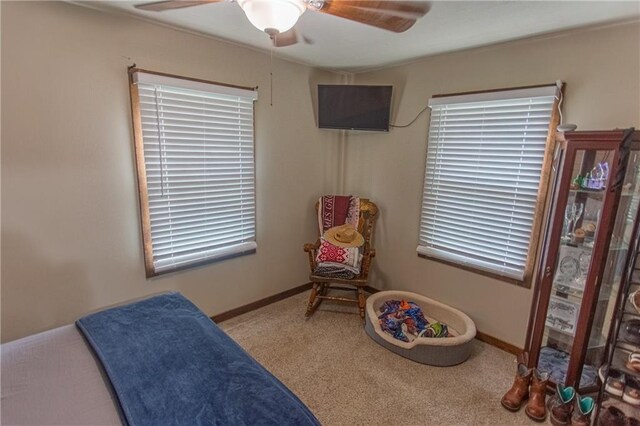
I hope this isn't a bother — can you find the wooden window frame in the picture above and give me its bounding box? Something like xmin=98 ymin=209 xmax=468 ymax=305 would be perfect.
xmin=127 ymin=67 xmax=257 ymax=277
xmin=418 ymin=83 xmax=563 ymax=288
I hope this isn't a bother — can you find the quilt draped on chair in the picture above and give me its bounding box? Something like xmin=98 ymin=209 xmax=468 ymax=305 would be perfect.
xmin=318 ymin=195 xmax=360 ymax=233
xmin=315 ymin=195 xmax=362 ymax=279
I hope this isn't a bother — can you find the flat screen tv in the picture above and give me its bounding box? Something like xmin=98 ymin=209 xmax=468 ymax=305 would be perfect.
xmin=318 ymin=85 xmax=392 ymax=132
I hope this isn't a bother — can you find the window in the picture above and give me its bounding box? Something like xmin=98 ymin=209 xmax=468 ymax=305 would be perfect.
xmin=129 ymin=69 xmax=258 ymax=277
xmin=417 ymin=85 xmax=559 ymax=285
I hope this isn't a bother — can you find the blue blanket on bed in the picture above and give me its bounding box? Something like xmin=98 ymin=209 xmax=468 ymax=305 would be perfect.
xmin=76 ymin=292 xmax=319 ymax=426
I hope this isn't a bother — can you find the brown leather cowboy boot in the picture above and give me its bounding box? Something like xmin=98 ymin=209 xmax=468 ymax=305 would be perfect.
xmin=501 ymin=363 xmax=532 ymax=411
xmin=525 ymin=368 xmax=549 ymax=422
xmin=548 ymin=384 xmax=575 ymax=426
xmin=570 ymin=394 xmax=593 ymax=426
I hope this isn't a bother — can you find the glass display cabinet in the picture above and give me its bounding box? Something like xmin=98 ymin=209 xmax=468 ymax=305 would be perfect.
xmin=526 ymin=129 xmax=640 ymax=393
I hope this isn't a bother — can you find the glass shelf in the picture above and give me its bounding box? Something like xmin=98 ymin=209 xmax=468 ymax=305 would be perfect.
xmin=560 ymin=241 xmax=631 ymax=252
xmin=570 ymin=188 xmax=640 ymax=199
xmin=561 ymin=240 xmax=595 ymax=250
xmin=551 ymin=286 xmax=612 ymax=303
xmin=559 ymin=242 xmax=631 ymax=253
xmin=570 ymin=188 xmax=606 ymax=194
xmin=612 ymin=245 xmax=632 ymax=252
xmin=546 ymin=317 xmax=578 ymax=335
xmin=545 ymin=323 xmax=608 ymax=349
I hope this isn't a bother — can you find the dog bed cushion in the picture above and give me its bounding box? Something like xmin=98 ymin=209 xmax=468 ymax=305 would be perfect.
xmin=365 ymin=291 xmax=476 ymax=366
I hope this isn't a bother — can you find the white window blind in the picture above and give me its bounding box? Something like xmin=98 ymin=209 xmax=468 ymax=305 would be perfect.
xmin=417 ymin=86 xmax=558 ymax=281
xmin=132 ymin=71 xmax=258 ymax=275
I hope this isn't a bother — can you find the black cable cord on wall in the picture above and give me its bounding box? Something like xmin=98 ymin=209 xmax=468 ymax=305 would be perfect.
xmin=389 ymin=105 xmax=430 ymax=128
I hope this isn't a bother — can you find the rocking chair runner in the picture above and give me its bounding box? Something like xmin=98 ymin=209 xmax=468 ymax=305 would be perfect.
xmin=303 ymin=198 xmax=378 ymax=322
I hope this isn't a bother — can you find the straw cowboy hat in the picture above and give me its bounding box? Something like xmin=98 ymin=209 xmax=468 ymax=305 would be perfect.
xmin=323 ymin=224 xmax=364 ymax=248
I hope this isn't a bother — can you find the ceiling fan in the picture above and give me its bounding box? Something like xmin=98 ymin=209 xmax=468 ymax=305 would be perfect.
xmin=134 ymin=0 xmax=430 ymax=47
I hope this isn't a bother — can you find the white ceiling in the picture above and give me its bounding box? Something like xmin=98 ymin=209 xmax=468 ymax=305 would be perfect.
xmin=79 ymin=1 xmax=639 ymax=72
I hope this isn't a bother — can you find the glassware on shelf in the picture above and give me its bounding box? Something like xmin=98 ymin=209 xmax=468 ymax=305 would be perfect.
xmin=572 ymin=203 xmax=585 ymax=236
xmin=563 ymin=202 xmax=585 ymax=243
xmin=564 ymin=206 xmax=574 ymax=242
xmin=571 ymin=161 xmax=611 ymax=191
xmin=584 ymin=162 xmax=609 ymax=190
xmin=583 ymin=207 xmax=601 ymax=243
xmin=574 ymin=252 xmax=591 ymax=289
xmin=553 ymin=247 xmax=592 ymax=299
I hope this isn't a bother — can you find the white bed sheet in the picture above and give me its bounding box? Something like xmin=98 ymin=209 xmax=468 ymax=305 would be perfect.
xmin=1 ymin=324 xmax=121 ymax=425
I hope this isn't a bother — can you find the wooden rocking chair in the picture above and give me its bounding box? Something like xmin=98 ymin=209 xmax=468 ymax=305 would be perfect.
xmin=303 ymin=198 xmax=378 ymax=323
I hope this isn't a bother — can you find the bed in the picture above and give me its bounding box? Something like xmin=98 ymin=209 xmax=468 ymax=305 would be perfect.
xmin=1 ymin=292 xmax=319 ymax=426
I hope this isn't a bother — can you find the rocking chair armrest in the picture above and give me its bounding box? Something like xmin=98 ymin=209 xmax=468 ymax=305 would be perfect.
xmin=303 ymin=241 xmax=320 ymax=253
xmin=304 ymin=240 xmax=321 ymax=271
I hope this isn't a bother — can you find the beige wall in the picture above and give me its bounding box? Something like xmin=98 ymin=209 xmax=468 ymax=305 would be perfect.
xmin=2 ymin=1 xmax=639 ymax=348
xmin=349 ymin=22 xmax=640 ymax=347
xmin=0 ymin=1 xmax=343 ymax=342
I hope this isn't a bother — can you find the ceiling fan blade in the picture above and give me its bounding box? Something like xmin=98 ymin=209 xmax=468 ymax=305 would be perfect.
xmin=134 ymin=0 xmax=223 ymax=12
xmin=310 ymin=0 xmax=426 ymax=32
xmin=272 ymin=28 xmax=313 ymax=47
xmin=330 ymin=1 xmax=430 ymax=20
xmin=272 ymin=28 xmax=299 ymax=47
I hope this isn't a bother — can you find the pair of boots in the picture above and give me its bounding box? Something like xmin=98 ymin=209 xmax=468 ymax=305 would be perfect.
xmin=547 ymin=384 xmax=594 ymax=426
xmin=501 ymin=363 xmax=549 ymax=422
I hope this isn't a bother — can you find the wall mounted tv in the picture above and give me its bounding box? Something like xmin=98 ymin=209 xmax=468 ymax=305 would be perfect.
xmin=318 ymin=84 xmax=393 ymax=132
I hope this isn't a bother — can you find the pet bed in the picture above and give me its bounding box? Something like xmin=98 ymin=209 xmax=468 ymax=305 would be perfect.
xmin=365 ymin=290 xmax=476 ymax=366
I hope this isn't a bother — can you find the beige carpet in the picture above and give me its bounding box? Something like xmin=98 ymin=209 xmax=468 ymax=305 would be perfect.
xmin=220 ymin=291 xmax=545 ymax=425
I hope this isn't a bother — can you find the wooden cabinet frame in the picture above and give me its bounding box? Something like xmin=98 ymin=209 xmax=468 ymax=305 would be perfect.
xmin=526 ymin=129 xmax=640 ymax=392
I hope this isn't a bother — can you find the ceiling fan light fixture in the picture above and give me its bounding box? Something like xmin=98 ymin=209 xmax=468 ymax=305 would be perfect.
xmin=238 ymin=0 xmax=306 ymax=34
